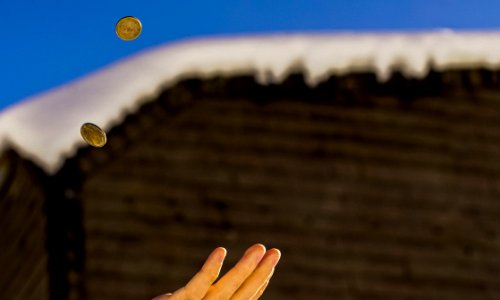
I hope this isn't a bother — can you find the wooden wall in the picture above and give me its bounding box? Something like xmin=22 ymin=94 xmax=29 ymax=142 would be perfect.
xmin=70 ymin=71 xmax=500 ymax=299
xmin=0 ymin=151 xmax=50 ymax=300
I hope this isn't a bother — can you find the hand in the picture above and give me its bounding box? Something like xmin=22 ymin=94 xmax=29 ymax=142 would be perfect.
xmin=152 ymin=244 xmax=281 ymax=300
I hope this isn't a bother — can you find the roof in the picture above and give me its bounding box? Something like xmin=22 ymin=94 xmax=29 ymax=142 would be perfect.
xmin=2 ymin=31 xmax=500 ymax=175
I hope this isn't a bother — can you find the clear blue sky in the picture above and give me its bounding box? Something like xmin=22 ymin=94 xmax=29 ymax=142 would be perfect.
xmin=2 ymin=0 xmax=500 ymax=111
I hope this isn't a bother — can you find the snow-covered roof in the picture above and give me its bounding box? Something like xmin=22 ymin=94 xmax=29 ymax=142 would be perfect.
xmin=3 ymin=31 xmax=500 ymax=175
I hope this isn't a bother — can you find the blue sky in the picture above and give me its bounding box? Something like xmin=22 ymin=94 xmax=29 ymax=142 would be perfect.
xmin=2 ymin=0 xmax=500 ymax=111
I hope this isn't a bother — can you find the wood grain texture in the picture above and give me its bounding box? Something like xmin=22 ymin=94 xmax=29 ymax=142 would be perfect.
xmin=76 ymin=72 xmax=500 ymax=300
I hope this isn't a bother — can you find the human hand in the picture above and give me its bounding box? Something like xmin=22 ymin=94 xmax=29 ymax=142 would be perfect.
xmin=152 ymin=244 xmax=281 ymax=300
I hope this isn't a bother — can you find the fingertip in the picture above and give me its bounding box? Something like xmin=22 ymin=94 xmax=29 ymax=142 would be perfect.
xmin=214 ymin=247 xmax=227 ymax=263
xmin=247 ymin=243 xmax=266 ymax=254
xmin=215 ymin=246 xmax=227 ymax=254
xmin=267 ymin=248 xmax=281 ymax=266
xmin=269 ymin=248 xmax=281 ymax=257
xmin=254 ymin=243 xmax=266 ymax=251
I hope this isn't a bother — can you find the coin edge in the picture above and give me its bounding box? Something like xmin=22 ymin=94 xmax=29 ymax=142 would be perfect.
xmin=80 ymin=123 xmax=107 ymax=148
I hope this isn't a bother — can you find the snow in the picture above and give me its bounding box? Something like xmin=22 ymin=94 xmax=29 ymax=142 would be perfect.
xmin=2 ymin=31 xmax=500 ymax=174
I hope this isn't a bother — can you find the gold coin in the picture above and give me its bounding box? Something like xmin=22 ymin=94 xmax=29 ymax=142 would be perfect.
xmin=80 ymin=123 xmax=107 ymax=148
xmin=116 ymin=16 xmax=142 ymax=41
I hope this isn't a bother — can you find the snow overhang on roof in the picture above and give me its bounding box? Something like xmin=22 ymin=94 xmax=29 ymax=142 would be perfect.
xmin=2 ymin=31 xmax=500 ymax=175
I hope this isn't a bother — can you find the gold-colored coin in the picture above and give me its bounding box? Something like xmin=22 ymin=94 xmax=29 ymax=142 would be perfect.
xmin=80 ymin=123 xmax=107 ymax=148
xmin=116 ymin=16 xmax=142 ymax=41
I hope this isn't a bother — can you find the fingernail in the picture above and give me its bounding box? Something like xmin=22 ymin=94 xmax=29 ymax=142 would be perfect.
xmin=245 ymin=243 xmax=266 ymax=255
xmin=271 ymin=249 xmax=281 ymax=266
xmin=215 ymin=247 xmax=227 ymax=263
xmin=254 ymin=244 xmax=267 ymax=263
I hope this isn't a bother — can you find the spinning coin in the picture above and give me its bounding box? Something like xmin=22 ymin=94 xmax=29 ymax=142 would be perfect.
xmin=116 ymin=16 xmax=142 ymax=41
xmin=80 ymin=123 xmax=107 ymax=147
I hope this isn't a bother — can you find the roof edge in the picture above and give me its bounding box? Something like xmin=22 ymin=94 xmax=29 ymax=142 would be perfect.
xmin=3 ymin=31 xmax=500 ymax=174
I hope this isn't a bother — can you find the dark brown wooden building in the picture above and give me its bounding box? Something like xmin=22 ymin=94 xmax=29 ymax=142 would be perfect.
xmin=2 ymin=33 xmax=500 ymax=300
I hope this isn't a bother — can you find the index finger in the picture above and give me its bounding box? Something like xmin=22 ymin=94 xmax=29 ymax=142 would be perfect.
xmin=176 ymin=247 xmax=227 ymax=299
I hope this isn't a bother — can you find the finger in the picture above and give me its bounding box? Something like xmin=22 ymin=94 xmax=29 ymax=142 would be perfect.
xmin=151 ymin=293 xmax=172 ymax=300
xmin=175 ymin=247 xmax=226 ymax=299
xmin=231 ymin=248 xmax=281 ymax=300
xmin=204 ymin=244 xmax=266 ymax=300
xmin=251 ymin=280 xmax=269 ymax=300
